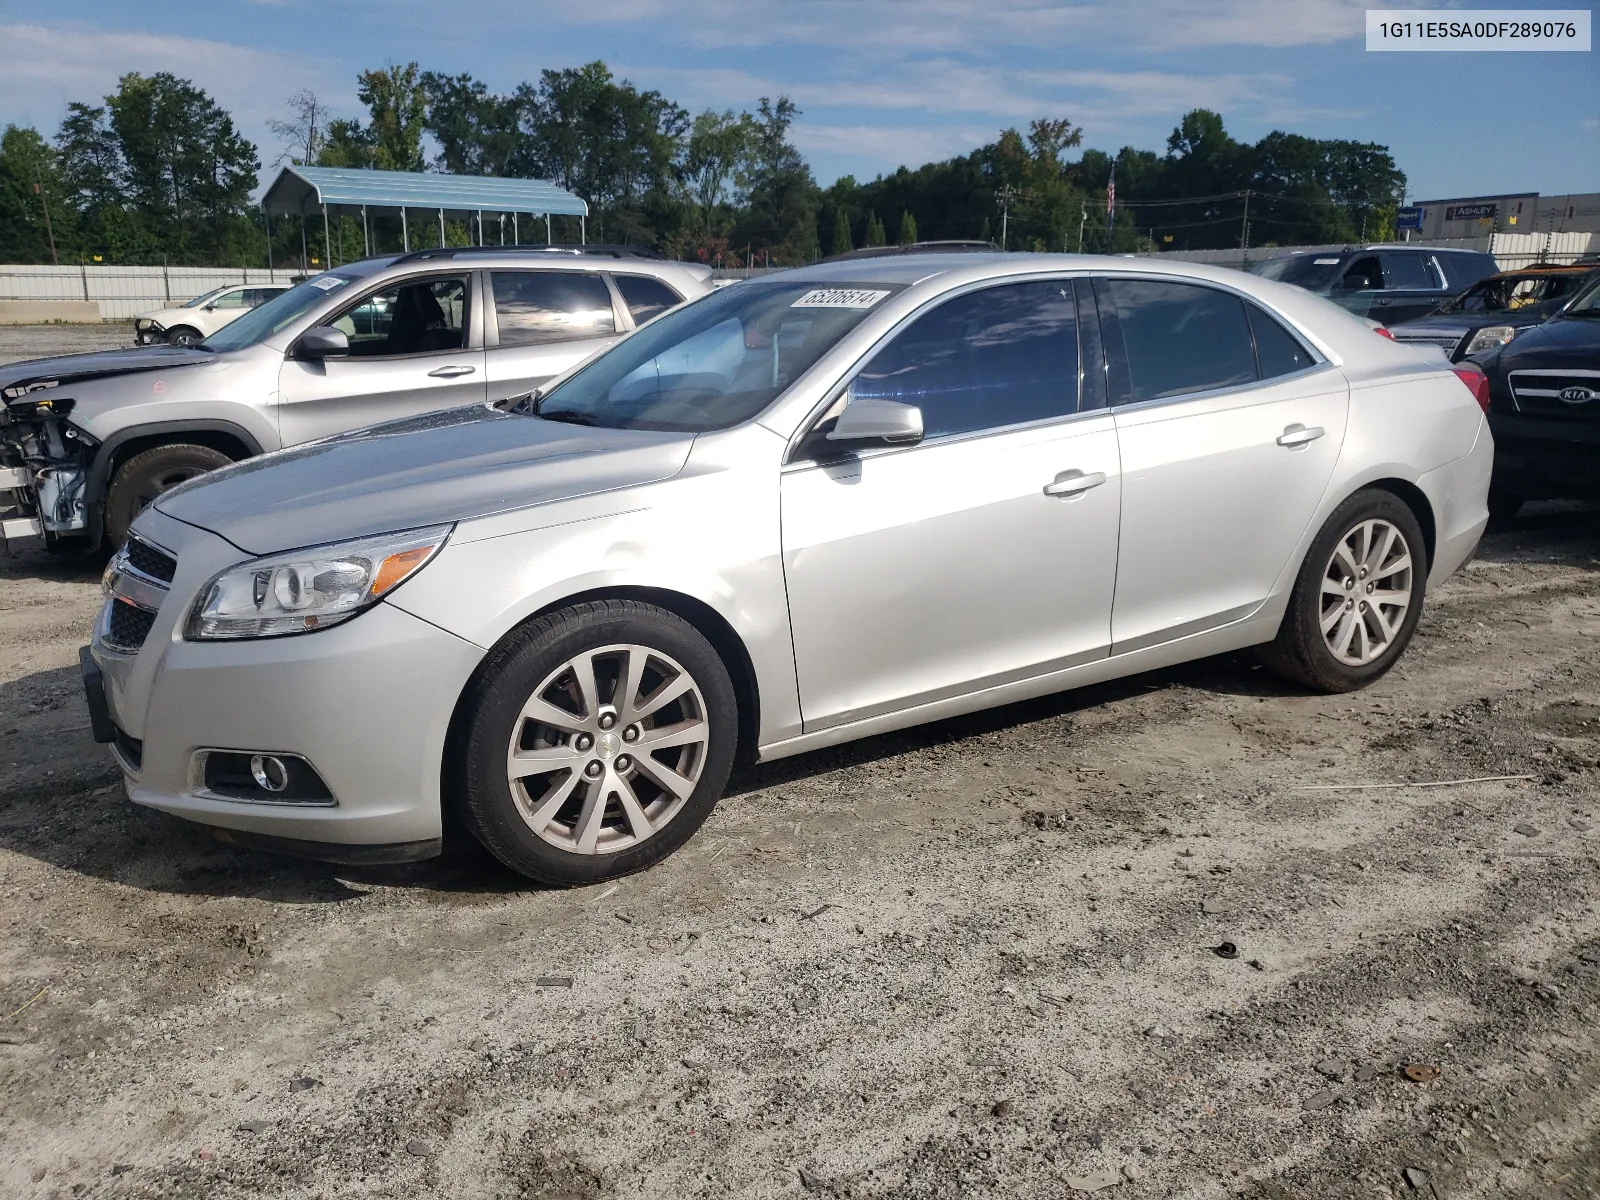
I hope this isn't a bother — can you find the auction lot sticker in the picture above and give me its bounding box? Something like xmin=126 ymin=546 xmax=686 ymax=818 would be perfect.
xmin=792 ymin=289 xmax=891 ymax=309
xmin=1367 ymin=9 xmax=1590 ymax=50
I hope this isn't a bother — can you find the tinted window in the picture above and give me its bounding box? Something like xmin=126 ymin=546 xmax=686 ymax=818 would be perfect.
xmin=1248 ymin=304 xmax=1316 ymax=378
xmin=331 ymin=276 xmax=468 ymax=357
xmin=1101 ymin=279 xmax=1256 ymax=403
xmin=1380 ymin=251 xmax=1433 ymax=290
xmin=614 ymin=274 xmax=682 ymax=324
xmin=1340 ymin=256 xmax=1382 ymax=291
xmin=1436 ymin=252 xmax=1498 ymax=290
xmin=848 ymin=281 xmax=1079 ymax=439
xmin=492 ymin=271 xmax=616 ymax=347
xmin=1249 ymin=255 xmax=1343 ymax=291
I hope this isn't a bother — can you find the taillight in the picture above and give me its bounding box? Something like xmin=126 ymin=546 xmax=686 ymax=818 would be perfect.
xmin=1374 ymin=326 xmax=1395 ymax=339
xmin=1452 ymin=363 xmax=1491 ymax=414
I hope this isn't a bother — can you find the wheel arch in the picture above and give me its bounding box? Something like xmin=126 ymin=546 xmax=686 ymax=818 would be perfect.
xmin=87 ymin=420 xmax=264 ymax=545
xmin=444 ymin=585 xmax=764 ymax=773
xmin=1359 ymin=476 xmax=1437 ymax=570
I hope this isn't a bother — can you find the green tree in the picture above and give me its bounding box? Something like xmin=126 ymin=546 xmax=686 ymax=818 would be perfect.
xmin=897 ymin=211 xmax=918 ymax=244
xmin=421 ymin=72 xmax=530 ymax=176
xmin=357 ymin=62 xmax=427 ymax=171
xmin=0 ymin=126 xmax=65 ymax=262
xmin=732 ymin=97 xmax=820 ymax=263
xmin=829 ymin=204 xmax=853 ymax=255
xmin=863 ymin=210 xmax=885 ymax=247
xmin=681 ymin=110 xmax=754 ymax=237
xmin=317 ymin=119 xmax=375 ymax=169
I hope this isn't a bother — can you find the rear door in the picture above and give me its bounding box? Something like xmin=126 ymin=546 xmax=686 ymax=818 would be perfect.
xmin=276 ymin=270 xmax=485 ymax=446
xmin=1097 ymin=276 xmax=1349 ymax=651
xmin=483 ymin=269 xmax=622 ymax=405
xmin=1376 ymin=250 xmax=1448 ymax=325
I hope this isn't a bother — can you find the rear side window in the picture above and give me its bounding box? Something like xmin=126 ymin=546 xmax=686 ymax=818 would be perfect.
xmin=1098 ymin=279 xmax=1256 ymax=403
xmin=1247 ymin=304 xmax=1316 ymax=378
xmin=1380 ymin=251 xmax=1433 ymax=290
xmin=848 ymin=280 xmax=1079 ymax=439
xmin=613 ymin=275 xmax=683 ymax=325
xmin=1437 ymin=252 xmax=1498 ymax=290
xmin=492 ymin=271 xmax=617 ymax=347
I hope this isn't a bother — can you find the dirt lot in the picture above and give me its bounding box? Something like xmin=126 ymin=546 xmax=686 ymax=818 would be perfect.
xmin=1 ymin=324 xmax=1597 ymax=1198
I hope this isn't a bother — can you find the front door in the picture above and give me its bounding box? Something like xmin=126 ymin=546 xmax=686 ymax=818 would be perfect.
xmin=276 ymin=271 xmax=485 ymax=446
xmin=483 ymin=269 xmax=622 ymax=405
xmin=1095 ymin=276 xmax=1348 ymax=650
xmin=781 ymin=279 xmax=1122 ymax=732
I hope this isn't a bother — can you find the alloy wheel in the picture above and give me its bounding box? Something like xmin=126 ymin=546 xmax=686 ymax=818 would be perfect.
xmin=505 ymin=643 xmax=710 ymax=854
xmin=1319 ymin=518 xmax=1414 ymax=666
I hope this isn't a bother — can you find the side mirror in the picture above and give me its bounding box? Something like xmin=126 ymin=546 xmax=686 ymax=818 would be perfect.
xmin=826 ymin=398 xmax=924 ymax=446
xmin=203 ymin=303 xmax=218 ymax=311
xmin=295 ymin=326 xmax=350 ymax=360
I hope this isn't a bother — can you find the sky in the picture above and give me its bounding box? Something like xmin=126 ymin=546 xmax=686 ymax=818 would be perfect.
xmin=1 ymin=0 xmax=1596 ymax=203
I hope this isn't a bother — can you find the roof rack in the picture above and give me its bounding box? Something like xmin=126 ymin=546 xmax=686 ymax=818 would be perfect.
xmin=393 ymin=244 xmax=667 ymax=265
xmin=819 ymin=240 xmax=1001 ymax=264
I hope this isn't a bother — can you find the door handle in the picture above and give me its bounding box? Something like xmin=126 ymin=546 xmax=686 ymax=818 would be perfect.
xmin=427 ymin=365 xmax=476 ymax=378
xmin=1277 ymin=424 xmax=1325 ymax=448
xmin=1043 ymin=469 xmax=1107 ymax=497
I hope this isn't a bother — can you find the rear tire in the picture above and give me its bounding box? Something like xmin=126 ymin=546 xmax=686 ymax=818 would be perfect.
xmin=1486 ymin=484 xmax=1525 ymax=524
xmin=1258 ymin=489 xmax=1428 ymax=693
xmin=451 ymin=599 xmax=738 ymax=886
xmin=104 ymin=443 xmax=232 ymax=547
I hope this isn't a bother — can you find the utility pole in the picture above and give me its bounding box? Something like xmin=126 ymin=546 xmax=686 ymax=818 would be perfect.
xmin=1239 ymin=189 xmax=1251 ymax=266
xmin=1077 ymin=202 xmax=1087 ymax=253
xmin=996 ymin=185 xmax=1022 ymax=251
xmin=31 ymin=164 xmax=58 ymax=266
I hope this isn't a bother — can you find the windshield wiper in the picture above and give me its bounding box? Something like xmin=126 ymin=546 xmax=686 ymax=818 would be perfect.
xmin=537 ymin=408 xmax=601 ymax=426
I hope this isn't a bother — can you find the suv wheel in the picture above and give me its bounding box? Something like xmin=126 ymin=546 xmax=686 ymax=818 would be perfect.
xmin=104 ymin=443 xmax=232 ymax=547
xmin=452 ymin=599 xmax=738 ymax=886
xmin=165 ymin=326 xmax=203 ymax=347
xmin=1259 ymin=489 xmax=1428 ymax=693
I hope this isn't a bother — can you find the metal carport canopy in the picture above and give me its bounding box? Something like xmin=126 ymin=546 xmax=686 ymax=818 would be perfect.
xmin=262 ymin=165 xmax=589 ymax=217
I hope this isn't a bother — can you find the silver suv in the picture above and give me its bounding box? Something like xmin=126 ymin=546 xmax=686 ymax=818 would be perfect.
xmin=0 ymin=248 xmax=712 ymax=549
xmin=86 ymin=252 xmax=1491 ymax=886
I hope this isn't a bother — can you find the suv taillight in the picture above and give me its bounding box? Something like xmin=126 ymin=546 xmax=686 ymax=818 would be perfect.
xmin=1452 ymin=362 xmax=1491 ymax=414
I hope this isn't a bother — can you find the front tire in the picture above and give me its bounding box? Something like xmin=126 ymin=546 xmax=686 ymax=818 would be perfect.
xmin=1259 ymin=489 xmax=1428 ymax=693
xmin=104 ymin=443 xmax=232 ymax=547
xmin=165 ymin=326 xmax=203 ymax=347
xmin=451 ymin=600 xmax=738 ymax=886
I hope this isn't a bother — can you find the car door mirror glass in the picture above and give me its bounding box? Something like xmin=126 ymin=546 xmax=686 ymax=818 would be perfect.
xmin=826 ymin=397 xmax=924 ymax=445
xmin=295 ymin=326 xmax=350 ymax=360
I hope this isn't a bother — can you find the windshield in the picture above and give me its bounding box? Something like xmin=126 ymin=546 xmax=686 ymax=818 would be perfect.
xmin=1249 ymin=255 xmax=1343 ymax=290
xmin=1563 ymin=279 xmax=1600 ymax=318
xmin=532 ymin=280 xmax=902 ymax=432
xmin=1441 ymin=273 xmax=1582 ymax=314
xmin=201 ymin=271 xmax=364 ymax=352
xmin=181 ymin=286 xmax=230 ymax=309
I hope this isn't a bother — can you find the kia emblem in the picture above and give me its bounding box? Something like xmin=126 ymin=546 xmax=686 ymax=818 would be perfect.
xmin=1558 ymin=386 xmax=1595 ymax=404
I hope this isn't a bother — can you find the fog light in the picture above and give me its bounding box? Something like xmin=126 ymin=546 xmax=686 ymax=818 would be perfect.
xmin=250 ymin=754 xmax=289 ymax=792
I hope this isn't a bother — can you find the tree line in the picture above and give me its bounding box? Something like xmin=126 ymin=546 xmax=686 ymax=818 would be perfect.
xmin=0 ymin=62 xmax=1407 ymax=268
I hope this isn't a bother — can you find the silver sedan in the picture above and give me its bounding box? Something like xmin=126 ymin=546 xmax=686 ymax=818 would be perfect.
xmin=88 ymin=253 xmax=1492 ymax=884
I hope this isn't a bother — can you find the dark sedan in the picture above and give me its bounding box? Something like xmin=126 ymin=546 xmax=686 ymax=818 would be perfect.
xmin=1389 ymin=264 xmax=1600 ymax=361
xmin=1470 ymin=278 xmax=1600 ymax=518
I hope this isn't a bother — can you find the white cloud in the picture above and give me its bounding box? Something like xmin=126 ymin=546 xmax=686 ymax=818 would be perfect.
xmin=0 ymin=23 xmax=352 ymax=168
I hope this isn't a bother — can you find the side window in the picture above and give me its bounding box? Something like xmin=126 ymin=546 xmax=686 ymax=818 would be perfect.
xmin=1379 ymin=251 xmax=1432 ymax=290
xmin=1100 ymin=278 xmax=1256 ymax=403
xmin=613 ymin=275 xmax=683 ymax=325
xmin=1247 ymin=303 xmax=1316 ymax=379
xmin=492 ymin=271 xmax=617 ymax=347
xmin=331 ymin=275 xmax=469 ymax=357
xmin=213 ymin=289 xmax=249 ymax=309
xmin=848 ymin=280 xmax=1079 ymax=439
xmin=1339 ymin=256 xmax=1382 ymax=291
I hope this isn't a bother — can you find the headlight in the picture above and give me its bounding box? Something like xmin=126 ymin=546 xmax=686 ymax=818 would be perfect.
xmin=186 ymin=524 xmax=452 ymax=640
xmin=1464 ymin=325 xmax=1517 ymax=355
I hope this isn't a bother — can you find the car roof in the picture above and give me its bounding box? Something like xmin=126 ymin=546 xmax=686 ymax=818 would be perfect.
xmin=775 ymin=251 xmax=1307 ymax=287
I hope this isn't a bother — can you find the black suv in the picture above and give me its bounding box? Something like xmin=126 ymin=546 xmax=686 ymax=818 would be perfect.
xmin=1469 ymin=276 xmax=1600 ymax=518
xmin=1249 ymin=246 xmax=1498 ymax=327
xmin=1387 ymin=264 xmax=1600 ymax=361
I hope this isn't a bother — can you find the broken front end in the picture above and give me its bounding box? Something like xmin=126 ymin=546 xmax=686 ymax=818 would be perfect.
xmin=1 ymin=387 xmax=97 ymax=548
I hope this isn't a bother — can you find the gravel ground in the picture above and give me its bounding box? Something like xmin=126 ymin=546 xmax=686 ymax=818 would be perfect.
xmin=0 ymin=324 xmax=133 ymax=364
xmin=0 ymin=322 xmax=1596 ymax=1198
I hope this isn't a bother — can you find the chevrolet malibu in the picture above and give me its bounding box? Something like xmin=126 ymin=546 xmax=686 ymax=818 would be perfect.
xmin=86 ymin=252 xmax=1493 ymax=885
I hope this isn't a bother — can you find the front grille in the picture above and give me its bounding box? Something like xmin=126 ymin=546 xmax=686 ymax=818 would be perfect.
xmin=125 ymin=535 xmax=177 ymax=583
xmin=107 ymin=600 xmax=157 ymax=649
xmin=1509 ymin=370 xmax=1600 ymax=412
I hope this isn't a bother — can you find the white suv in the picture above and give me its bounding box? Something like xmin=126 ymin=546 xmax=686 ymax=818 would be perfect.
xmin=134 ymin=284 xmax=295 ymax=346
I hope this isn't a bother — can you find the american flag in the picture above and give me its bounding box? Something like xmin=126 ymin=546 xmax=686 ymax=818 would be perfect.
xmin=1106 ymin=162 xmax=1116 ymax=218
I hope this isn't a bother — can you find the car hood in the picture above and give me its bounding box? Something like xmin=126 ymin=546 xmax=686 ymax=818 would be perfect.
xmin=1391 ymin=310 xmax=1547 ymax=337
xmin=153 ymin=405 xmax=696 ymax=556
xmin=0 ymin=345 xmax=216 ymax=395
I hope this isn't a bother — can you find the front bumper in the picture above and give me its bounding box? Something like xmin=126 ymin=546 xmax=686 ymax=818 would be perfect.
xmin=91 ymin=510 xmax=486 ymax=852
xmin=133 ymin=321 xmax=166 ymax=345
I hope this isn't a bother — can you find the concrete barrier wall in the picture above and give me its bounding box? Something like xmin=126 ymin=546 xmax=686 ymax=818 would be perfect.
xmin=0 ymin=265 xmax=301 ymax=320
xmin=0 ymin=300 xmax=105 ymax=325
